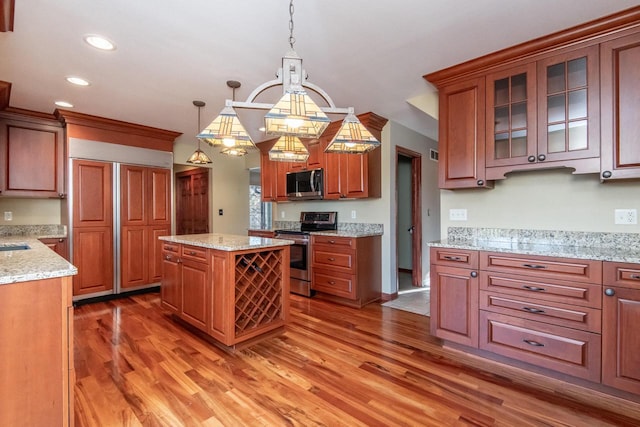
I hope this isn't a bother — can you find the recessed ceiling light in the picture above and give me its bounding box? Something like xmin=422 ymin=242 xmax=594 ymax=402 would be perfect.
xmin=55 ymin=101 xmax=74 ymax=108
xmin=83 ymin=34 xmax=116 ymax=51
xmin=66 ymin=76 xmax=90 ymax=86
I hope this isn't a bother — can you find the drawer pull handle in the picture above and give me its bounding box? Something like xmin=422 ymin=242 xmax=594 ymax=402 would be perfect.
xmin=166 ymin=247 xmax=176 ymax=252
xmin=329 ymin=281 xmax=336 ymax=285
xmin=165 ymin=255 xmax=172 ymax=261
xmin=523 ymin=307 xmax=545 ymax=314
xmin=328 ymin=240 xmax=336 ymax=244
xmin=523 ymin=285 xmax=546 ymax=292
xmin=188 ymin=251 xmax=197 ymax=255
xmin=630 ymin=274 xmax=640 ymax=280
xmin=523 ymin=264 xmax=546 ymax=269
xmin=443 ymin=256 xmax=462 ymax=261
xmin=523 ymin=339 xmax=544 ymax=347
xmin=328 ymin=257 xmax=336 ymax=261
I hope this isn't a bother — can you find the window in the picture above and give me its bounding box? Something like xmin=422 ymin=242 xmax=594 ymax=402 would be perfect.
xmin=249 ymin=184 xmax=272 ymax=229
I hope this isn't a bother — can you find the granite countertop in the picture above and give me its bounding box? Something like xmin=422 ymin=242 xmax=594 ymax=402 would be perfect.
xmin=430 ymin=228 xmax=640 ymax=264
xmin=0 ymin=237 xmax=77 ymax=285
xmin=159 ymin=233 xmax=294 ymax=251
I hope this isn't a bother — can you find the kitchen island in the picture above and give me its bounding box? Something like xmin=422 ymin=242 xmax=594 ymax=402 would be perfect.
xmin=159 ymin=233 xmax=292 ymax=350
xmin=0 ymin=237 xmax=77 ymax=427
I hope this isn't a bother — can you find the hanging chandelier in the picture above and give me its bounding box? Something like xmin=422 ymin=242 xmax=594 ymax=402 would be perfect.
xmin=186 ymin=100 xmax=212 ymax=164
xmin=197 ymin=0 xmax=380 ymax=161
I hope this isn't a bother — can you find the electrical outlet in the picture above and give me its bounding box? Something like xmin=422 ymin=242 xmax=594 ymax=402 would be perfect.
xmin=614 ymin=209 xmax=638 ymax=225
xmin=351 ymin=210 xmax=356 ymax=219
xmin=449 ymin=208 xmax=467 ymax=221
xmin=4 ymin=212 xmax=12 ymax=221
xmin=281 ymin=210 xmax=285 ymax=219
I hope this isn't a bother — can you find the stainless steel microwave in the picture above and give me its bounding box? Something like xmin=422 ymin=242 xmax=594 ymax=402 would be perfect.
xmin=286 ymin=168 xmax=323 ymax=200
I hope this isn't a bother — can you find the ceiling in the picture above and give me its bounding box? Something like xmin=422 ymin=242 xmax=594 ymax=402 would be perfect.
xmin=1 ymin=0 xmax=638 ymax=151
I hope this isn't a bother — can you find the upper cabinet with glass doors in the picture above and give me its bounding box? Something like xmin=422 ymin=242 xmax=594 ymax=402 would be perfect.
xmin=485 ymin=45 xmax=600 ymax=180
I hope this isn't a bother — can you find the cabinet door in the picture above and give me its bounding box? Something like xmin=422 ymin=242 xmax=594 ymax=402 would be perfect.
xmin=306 ymin=140 xmax=325 ymax=170
xmin=39 ymin=238 xmax=69 ymax=260
xmin=344 ymin=154 xmax=368 ymax=198
xmin=438 ymin=77 xmax=489 ymax=189
xmin=181 ymin=258 xmax=210 ymax=331
xmin=485 ymin=63 xmax=537 ymax=168
xmin=72 ymin=226 xmax=113 ymax=296
xmin=149 ymin=226 xmax=170 ymax=283
xmin=430 ymin=264 xmax=479 ymax=347
xmin=275 ymin=161 xmax=289 ymax=201
xmin=602 ymin=286 xmax=640 ymax=394
xmin=537 ymin=45 xmax=600 ymax=163
xmin=121 ymin=226 xmax=148 ymax=289
xmin=161 ymin=250 xmax=181 ymax=313
xmin=260 ymin=151 xmax=277 ymax=202
xmin=600 ymin=32 xmax=640 ymax=180
xmin=120 ymin=164 xmax=146 ymax=226
xmin=0 ymin=119 xmax=64 ymax=198
xmin=148 ymin=168 xmax=171 ymax=224
xmin=323 ymin=152 xmax=343 ymax=199
xmin=72 ymin=160 xmax=113 ymax=228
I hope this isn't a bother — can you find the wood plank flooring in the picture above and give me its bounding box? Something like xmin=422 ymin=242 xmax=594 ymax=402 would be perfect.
xmin=74 ymin=292 xmax=640 ymax=426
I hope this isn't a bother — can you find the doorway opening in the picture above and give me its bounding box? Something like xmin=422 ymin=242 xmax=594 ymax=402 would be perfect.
xmin=175 ymin=168 xmax=209 ymax=235
xmin=396 ymin=146 xmax=422 ymax=294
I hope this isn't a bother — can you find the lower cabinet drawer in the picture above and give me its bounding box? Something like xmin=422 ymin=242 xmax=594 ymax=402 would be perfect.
xmin=480 ymin=291 xmax=601 ymax=333
xmin=312 ymin=247 xmax=354 ymax=271
xmin=181 ymin=245 xmax=209 ymax=263
xmin=312 ymin=269 xmax=355 ymax=299
xmin=480 ymin=311 xmax=601 ymax=382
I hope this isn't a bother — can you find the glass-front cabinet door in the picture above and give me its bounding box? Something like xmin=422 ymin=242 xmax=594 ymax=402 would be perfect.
xmin=486 ymin=63 xmax=537 ymax=167
xmin=537 ymin=45 xmax=600 ymax=162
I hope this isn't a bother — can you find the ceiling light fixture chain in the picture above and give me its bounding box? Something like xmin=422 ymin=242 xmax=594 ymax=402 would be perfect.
xmin=288 ymin=0 xmax=295 ymax=50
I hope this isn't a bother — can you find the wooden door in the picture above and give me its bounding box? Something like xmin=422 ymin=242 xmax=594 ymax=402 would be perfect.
xmin=602 ymin=286 xmax=640 ymax=394
xmin=120 ymin=164 xmax=146 ymax=226
xmin=176 ymin=168 xmax=209 ymax=235
xmin=160 ymin=250 xmax=181 ymax=313
xmin=306 ymin=140 xmax=325 ymax=170
xmin=121 ymin=226 xmax=148 ymax=289
xmin=259 ymin=151 xmax=277 ymax=202
xmin=149 ymin=226 xmax=170 ymax=283
xmin=72 ymin=227 xmax=113 ymax=295
xmin=181 ymin=258 xmax=209 ymax=331
xmin=438 ymin=77 xmax=489 ymax=189
xmin=0 ymin=119 xmax=64 ymax=197
xmin=430 ymin=264 xmax=479 ymax=347
xmin=148 ymin=168 xmax=171 ymax=224
xmin=324 ymin=152 xmax=343 ymax=199
xmin=600 ymin=31 xmax=640 ymax=180
xmin=344 ymin=154 xmax=368 ymax=198
xmin=73 ymin=160 xmax=113 ymax=228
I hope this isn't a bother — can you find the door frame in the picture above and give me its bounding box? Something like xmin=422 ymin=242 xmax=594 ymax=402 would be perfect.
xmin=395 ymin=146 xmax=422 ymax=288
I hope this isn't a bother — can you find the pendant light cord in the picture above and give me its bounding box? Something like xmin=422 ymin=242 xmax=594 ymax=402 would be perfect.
xmin=288 ymin=0 xmax=295 ymax=49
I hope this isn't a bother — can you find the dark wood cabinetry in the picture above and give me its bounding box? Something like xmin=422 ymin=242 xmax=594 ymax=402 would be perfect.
xmin=160 ymin=242 xmax=181 ymax=313
xmin=0 ymin=112 xmax=65 ymax=198
xmin=120 ymin=164 xmax=171 ymax=289
xmin=600 ymin=31 xmax=640 ymax=180
xmin=602 ymin=261 xmax=640 ymax=395
xmin=311 ymin=234 xmax=381 ymax=307
xmin=39 ymin=237 xmax=69 ymax=260
xmin=430 ymin=248 xmax=479 ymax=347
xmin=426 ymin=8 xmax=640 ymax=188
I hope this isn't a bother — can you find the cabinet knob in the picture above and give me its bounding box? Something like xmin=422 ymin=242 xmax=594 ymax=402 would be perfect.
xmin=527 ymin=156 xmax=536 ymax=163
xmin=537 ymin=154 xmax=546 ymax=162
xmin=604 ymin=288 xmax=616 ymax=297
xmin=602 ymin=170 xmax=612 ymax=179
xmin=477 ymin=180 xmax=484 ymax=186
xmin=470 ymin=271 xmax=478 ymax=278
xmin=328 ymin=240 xmax=335 ymax=244
xmin=165 ymin=255 xmax=172 ymax=261
xmin=58 ymin=193 xmax=66 ymax=199
xmin=58 ymin=238 xmax=64 ymax=243
xmin=630 ymin=274 xmax=640 ymax=280
xmin=328 ymin=257 xmax=336 ymax=261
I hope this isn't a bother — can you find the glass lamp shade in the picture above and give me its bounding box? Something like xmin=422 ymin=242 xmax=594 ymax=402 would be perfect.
xmin=268 ymin=135 xmax=309 ymax=162
xmin=264 ymin=90 xmax=330 ymax=138
xmin=186 ymin=147 xmax=212 ymax=164
xmin=197 ymin=105 xmax=255 ymax=150
xmin=220 ymin=146 xmax=248 ymax=157
xmin=324 ymin=113 xmax=381 ymax=154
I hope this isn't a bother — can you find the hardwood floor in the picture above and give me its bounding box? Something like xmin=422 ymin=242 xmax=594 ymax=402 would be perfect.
xmin=74 ymin=291 xmax=640 ymax=426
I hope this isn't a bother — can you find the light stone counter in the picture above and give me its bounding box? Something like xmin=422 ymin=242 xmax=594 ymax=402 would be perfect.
xmin=0 ymin=237 xmax=77 ymax=285
xmin=429 ymin=227 xmax=640 ymax=264
xmin=159 ymin=233 xmax=294 ymax=251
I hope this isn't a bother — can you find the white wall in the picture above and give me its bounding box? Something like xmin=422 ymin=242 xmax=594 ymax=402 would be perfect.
xmin=278 ymin=120 xmax=441 ymax=293
xmin=440 ymin=168 xmax=640 ymax=236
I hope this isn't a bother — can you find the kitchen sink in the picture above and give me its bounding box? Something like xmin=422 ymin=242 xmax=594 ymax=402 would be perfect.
xmin=0 ymin=244 xmax=30 ymax=251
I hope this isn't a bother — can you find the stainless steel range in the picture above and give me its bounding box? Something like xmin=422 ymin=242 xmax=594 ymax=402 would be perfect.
xmin=274 ymin=211 xmax=337 ymax=297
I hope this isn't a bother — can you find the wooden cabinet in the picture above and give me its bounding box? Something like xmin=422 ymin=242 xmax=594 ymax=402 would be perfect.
xmin=0 ymin=276 xmax=74 ymax=427
xmin=602 ymin=261 xmax=640 ymax=394
xmin=424 ymin=10 xmax=640 ymax=188
xmin=0 ymin=113 xmax=65 ymax=198
xmin=120 ymin=164 xmax=171 ymax=289
xmin=311 ymin=234 xmax=381 ymax=307
xmin=39 ymin=237 xmax=68 ymax=260
xmin=600 ymin=31 xmax=640 ymax=180
xmin=248 ymin=229 xmax=275 ymax=238
xmin=72 ymin=159 xmax=114 ymax=296
xmin=259 ymin=149 xmax=288 ymax=202
xmin=160 ymin=242 xmax=181 ymax=313
xmin=430 ymin=247 xmax=479 ymax=347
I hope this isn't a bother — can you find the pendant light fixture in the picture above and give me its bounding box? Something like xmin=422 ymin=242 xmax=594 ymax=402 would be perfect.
xmin=268 ymin=135 xmax=309 ymax=162
xmin=204 ymin=0 xmax=380 ymax=162
xmin=186 ymin=100 xmax=212 ymax=164
xmin=198 ymin=80 xmax=255 ymax=157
